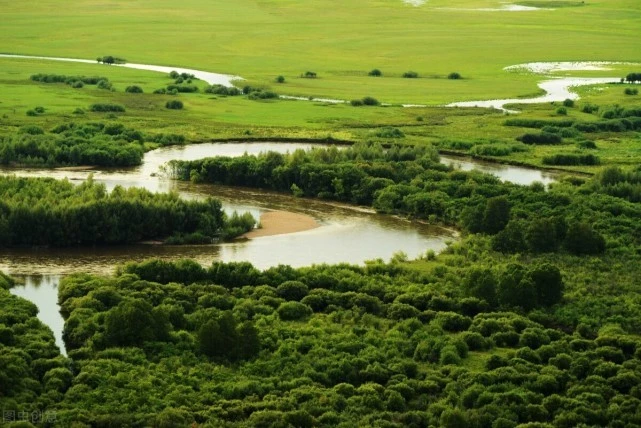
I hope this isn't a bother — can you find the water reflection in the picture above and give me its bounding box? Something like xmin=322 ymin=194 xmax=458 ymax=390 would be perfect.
xmin=440 ymin=154 xmax=558 ymax=186
xmin=10 ymin=275 xmax=66 ymax=355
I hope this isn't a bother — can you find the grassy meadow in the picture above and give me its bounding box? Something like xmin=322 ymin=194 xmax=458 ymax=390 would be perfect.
xmin=1 ymin=0 xmax=640 ymax=104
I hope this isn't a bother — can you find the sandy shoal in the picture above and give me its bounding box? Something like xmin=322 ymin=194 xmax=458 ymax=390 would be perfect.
xmin=242 ymin=210 xmax=320 ymax=238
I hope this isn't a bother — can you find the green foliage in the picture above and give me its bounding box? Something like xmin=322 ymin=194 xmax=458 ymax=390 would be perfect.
xmin=624 ymin=87 xmax=638 ymax=95
xmin=447 ymin=72 xmax=462 ymax=80
xmin=542 ymin=153 xmax=600 ymax=166
xmin=0 ymin=176 xmax=247 ymax=246
xmin=165 ymin=100 xmax=184 ymax=110
xmin=562 ymin=99 xmax=575 ymax=108
xmin=0 ymin=121 xmax=147 ymax=167
xmin=518 ymin=132 xmax=563 ymax=145
xmin=372 ymin=126 xmax=404 ymax=138
xmin=89 ymin=103 xmax=125 ymax=112
xmin=275 ymin=75 xmax=285 ymax=83
xmin=125 ymin=85 xmax=143 ymax=93
xmin=402 ymin=71 xmax=418 ymax=78
xmin=368 ymin=69 xmax=382 ymax=77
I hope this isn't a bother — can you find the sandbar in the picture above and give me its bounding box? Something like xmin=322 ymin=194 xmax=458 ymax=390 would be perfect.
xmin=243 ymin=210 xmax=320 ymax=238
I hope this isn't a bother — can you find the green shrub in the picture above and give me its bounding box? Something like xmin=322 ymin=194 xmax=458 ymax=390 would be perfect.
xmin=125 ymin=85 xmax=143 ymax=93
xmin=350 ymin=99 xmax=364 ymax=106
xmin=368 ymin=69 xmax=382 ymax=76
xmin=165 ymin=100 xmax=184 ymax=110
xmin=90 ymin=103 xmax=125 ymax=112
xmin=542 ymin=153 xmax=600 ymax=166
xmin=373 ymin=127 xmax=404 ymax=138
xmin=403 ymin=71 xmax=419 ymax=78
xmin=448 ymin=72 xmax=462 ymax=80
xmin=276 ymin=75 xmax=285 ymax=83
xmin=556 ymin=107 xmax=568 ymax=116
xmin=362 ymin=96 xmax=380 ymax=106
xmin=624 ymin=88 xmax=639 ymax=95
xmin=277 ymin=301 xmax=313 ymax=320
xmin=563 ymin=99 xmax=575 ymax=107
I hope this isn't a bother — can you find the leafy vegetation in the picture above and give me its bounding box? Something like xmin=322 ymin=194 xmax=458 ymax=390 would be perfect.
xmin=0 ymin=122 xmax=186 ymax=167
xmin=0 ymin=176 xmax=254 ymax=246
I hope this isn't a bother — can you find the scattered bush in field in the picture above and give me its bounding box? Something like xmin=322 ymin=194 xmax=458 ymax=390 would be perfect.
xmin=563 ymin=99 xmax=575 ymax=107
xmin=204 ymin=85 xmax=241 ymax=96
xmin=403 ymin=71 xmax=419 ymax=78
xmin=625 ymin=72 xmax=641 ymax=83
xmin=34 ymin=106 xmax=45 ymax=114
xmin=165 ymin=100 xmax=184 ymax=110
xmin=556 ymin=107 xmax=568 ymax=116
xmin=504 ymin=118 xmax=574 ymax=128
xmin=302 ymin=71 xmax=317 ymax=78
xmin=362 ymin=96 xmax=380 ymax=106
xmin=166 ymin=84 xmax=198 ymax=93
xmin=577 ymin=140 xmax=597 ymax=149
xmin=448 ymin=72 xmax=462 ymax=80
xmin=97 ymin=79 xmax=113 ymax=90
xmin=153 ymin=88 xmax=167 ymax=94
xmin=518 ymin=132 xmax=563 ymax=145
xmin=624 ymin=88 xmax=638 ymax=95
xmin=70 ymin=80 xmax=84 ymax=88
xmin=368 ymin=69 xmax=382 ymax=77
xmin=20 ymin=125 xmax=44 ymax=135
xmin=373 ymin=127 xmax=404 ymax=139
xmin=350 ymin=99 xmax=364 ymax=106
xmin=470 ymin=143 xmax=528 ymax=157
xmin=581 ymin=103 xmax=599 ymax=114
xmin=542 ymin=153 xmax=600 ymax=166
xmin=96 ymin=55 xmax=126 ymax=64
xmin=276 ymin=75 xmax=286 ymax=83
xmin=248 ymin=90 xmax=278 ymax=100
xmin=26 ymin=110 xmax=38 ymax=116
xmin=72 ymin=108 xmax=85 ymax=115
xmin=125 ymin=85 xmax=143 ymax=93
xmin=90 ymin=103 xmax=126 ymax=112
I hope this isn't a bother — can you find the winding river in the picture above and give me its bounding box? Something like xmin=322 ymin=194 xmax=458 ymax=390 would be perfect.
xmin=0 ymin=54 xmax=626 ymax=110
xmin=2 ymin=142 xmax=559 ymax=354
xmin=0 ymin=51 xmax=583 ymax=354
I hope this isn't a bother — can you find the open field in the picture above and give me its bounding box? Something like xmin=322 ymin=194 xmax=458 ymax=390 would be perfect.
xmin=1 ymin=0 xmax=640 ymax=103
xmin=1 ymin=56 xmax=639 ymax=173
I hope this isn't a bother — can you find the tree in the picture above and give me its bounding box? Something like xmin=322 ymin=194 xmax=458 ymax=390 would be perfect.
xmin=497 ymin=263 xmax=537 ymax=310
xmin=482 ymin=196 xmax=511 ymax=234
xmin=492 ymin=220 xmax=527 ymax=253
xmin=276 ymin=75 xmax=285 ymax=83
xmin=526 ymin=218 xmax=560 ymax=253
xmin=463 ymin=268 xmax=498 ymax=307
xmin=104 ymin=299 xmax=165 ymax=347
xmin=447 ymin=72 xmax=462 ymax=80
xmin=368 ymin=69 xmax=382 ymax=77
xmin=125 ymin=85 xmax=143 ymax=93
xmin=564 ymin=222 xmax=605 ymax=255
xmin=529 ymin=263 xmax=564 ymax=307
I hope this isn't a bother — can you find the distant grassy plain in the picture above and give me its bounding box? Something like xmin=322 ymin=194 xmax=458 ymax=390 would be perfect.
xmin=0 ymin=0 xmax=640 ymax=173
xmin=1 ymin=0 xmax=640 ymax=104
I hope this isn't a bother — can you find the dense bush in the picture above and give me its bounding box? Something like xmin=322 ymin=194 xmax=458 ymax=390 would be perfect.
xmin=0 ymin=176 xmax=252 ymax=246
xmin=448 ymin=72 xmax=462 ymax=79
xmin=368 ymin=69 xmax=382 ymax=77
xmin=517 ymin=132 xmax=563 ymax=145
xmin=165 ymin=100 xmax=184 ymax=110
xmin=402 ymin=71 xmax=419 ymax=78
xmin=125 ymin=85 xmax=143 ymax=93
xmin=90 ymin=103 xmax=125 ymax=112
xmin=542 ymin=153 xmax=600 ymax=166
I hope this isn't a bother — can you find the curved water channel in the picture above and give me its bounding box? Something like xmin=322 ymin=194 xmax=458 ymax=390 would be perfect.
xmin=0 ymin=54 xmax=625 ymax=110
xmin=2 ymin=142 xmax=559 ymax=354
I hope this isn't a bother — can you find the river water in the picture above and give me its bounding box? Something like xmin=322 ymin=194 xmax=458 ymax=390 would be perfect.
xmin=2 ymin=142 xmax=561 ymax=354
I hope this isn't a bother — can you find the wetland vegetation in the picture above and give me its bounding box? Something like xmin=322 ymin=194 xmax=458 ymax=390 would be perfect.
xmin=1 ymin=0 xmax=641 ymax=426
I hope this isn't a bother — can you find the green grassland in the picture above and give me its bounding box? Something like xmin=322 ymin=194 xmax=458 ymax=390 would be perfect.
xmin=1 ymin=0 xmax=640 ymax=104
xmin=0 ymin=56 xmax=639 ymax=173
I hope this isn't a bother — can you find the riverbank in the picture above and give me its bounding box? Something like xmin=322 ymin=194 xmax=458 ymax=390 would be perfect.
xmin=242 ymin=210 xmax=320 ymax=238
